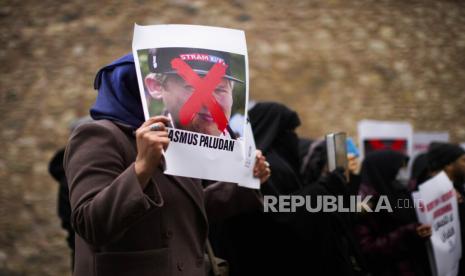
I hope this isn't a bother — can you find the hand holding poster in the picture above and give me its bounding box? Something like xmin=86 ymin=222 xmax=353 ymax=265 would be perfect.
xmin=413 ymin=172 xmax=462 ymax=276
xmin=132 ymin=24 xmax=259 ymax=188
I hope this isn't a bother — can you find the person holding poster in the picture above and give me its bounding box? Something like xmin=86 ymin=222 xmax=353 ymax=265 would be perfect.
xmin=355 ymin=150 xmax=432 ymax=276
xmin=207 ymin=102 xmax=306 ymax=275
xmin=427 ymin=142 xmax=465 ymax=191
xmin=65 ymin=53 xmax=270 ymax=276
xmin=426 ymin=142 xmax=465 ymax=275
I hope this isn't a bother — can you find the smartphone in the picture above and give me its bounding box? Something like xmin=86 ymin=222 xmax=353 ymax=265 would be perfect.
xmin=326 ymin=132 xmax=348 ymax=172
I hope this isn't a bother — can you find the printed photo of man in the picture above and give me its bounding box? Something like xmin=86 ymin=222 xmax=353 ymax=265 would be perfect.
xmin=140 ymin=47 xmax=245 ymax=138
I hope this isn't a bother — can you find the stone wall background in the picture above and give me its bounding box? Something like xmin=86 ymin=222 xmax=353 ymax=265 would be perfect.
xmin=1 ymin=0 xmax=464 ymax=275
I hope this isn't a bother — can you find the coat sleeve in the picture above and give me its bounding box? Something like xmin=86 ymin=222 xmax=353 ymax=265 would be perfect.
xmin=64 ymin=122 xmax=164 ymax=247
xmin=203 ymin=182 xmax=263 ymax=223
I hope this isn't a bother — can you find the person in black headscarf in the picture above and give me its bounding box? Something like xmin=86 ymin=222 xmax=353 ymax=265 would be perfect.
xmin=48 ymin=116 xmax=92 ymax=270
xmin=294 ymin=169 xmax=370 ymax=276
xmin=209 ymin=102 xmax=303 ymax=276
xmin=212 ymin=101 xmax=369 ymax=275
xmin=355 ymin=150 xmax=432 ymax=276
xmin=298 ymin=137 xmax=314 ymax=167
xmin=249 ymin=103 xmax=368 ymax=275
xmin=65 ymin=53 xmax=270 ymax=276
xmin=292 ymin=138 xmax=369 ymax=276
xmin=249 ymin=101 xmax=303 ymax=195
xmin=49 ymin=148 xmax=75 ymax=268
xmin=300 ymin=139 xmax=327 ymax=187
xmin=426 ymin=142 xmax=465 ymax=274
xmin=300 ymin=138 xmax=362 ymax=195
xmin=427 ymin=142 xmax=465 ymax=191
xmin=409 ymin=152 xmax=430 ymax=191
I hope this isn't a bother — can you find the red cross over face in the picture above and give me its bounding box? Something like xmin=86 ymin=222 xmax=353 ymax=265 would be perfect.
xmin=153 ymin=59 xmax=234 ymax=136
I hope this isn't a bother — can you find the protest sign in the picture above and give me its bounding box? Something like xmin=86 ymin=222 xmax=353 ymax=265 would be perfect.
xmin=358 ymin=120 xmax=413 ymax=180
xmin=132 ymin=24 xmax=258 ymax=188
xmin=414 ymin=172 xmax=462 ymax=276
xmin=357 ymin=120 xmax=413 ymax=159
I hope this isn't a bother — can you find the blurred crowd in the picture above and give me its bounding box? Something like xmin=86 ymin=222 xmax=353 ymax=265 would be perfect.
xmin=49 ymin=102 xmax=465 ymax=276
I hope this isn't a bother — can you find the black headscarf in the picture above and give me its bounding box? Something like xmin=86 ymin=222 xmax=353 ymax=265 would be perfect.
xmin=361 ymin=150 xmax=408 ymax=196
xmin=249 ymin=101 xmax=301 ymax=173
xmin=210 ymin=102 xmax=304 ymax=275
xmin=361 ymin=150 xmax=414 ymax=223
xmin=300 ymin=139 xmax=328 ymax=186
xmin=427 ymin=142 xmax=465 ymax=172
xmin=409 ymin=152 xmax=430 ymax=189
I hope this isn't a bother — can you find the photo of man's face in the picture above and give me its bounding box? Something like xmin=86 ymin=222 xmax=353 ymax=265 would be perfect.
xmin=138 ymin=47 xmax=246 ymax=137
xmin=147 ymin=74 xmax=234 ymax=136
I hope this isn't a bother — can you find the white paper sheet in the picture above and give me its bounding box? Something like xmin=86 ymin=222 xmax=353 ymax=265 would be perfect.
xmin=132 ymin=24 xmax=259 ymax=188
xmin=414 ymin=172 xmax=462 ymax=276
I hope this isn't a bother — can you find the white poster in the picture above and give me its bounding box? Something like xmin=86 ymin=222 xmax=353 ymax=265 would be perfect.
xmin=358 ymin=120 xmax=413 ymax=181
xmin=414 ymin=172 xmax=462 ymax=276
xmin=132 ymin=24 xmax=258 ymax=188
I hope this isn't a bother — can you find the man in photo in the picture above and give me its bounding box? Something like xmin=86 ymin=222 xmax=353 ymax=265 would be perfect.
xmin=143 ymin=48 xmax=244 ymax=137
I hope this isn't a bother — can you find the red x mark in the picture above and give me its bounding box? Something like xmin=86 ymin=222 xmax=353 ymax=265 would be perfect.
xmin=171 ymin=58 xmax=229 ymax=133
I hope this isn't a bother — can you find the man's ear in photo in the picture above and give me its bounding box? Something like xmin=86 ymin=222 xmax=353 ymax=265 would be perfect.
xmin=145 ymin=73 xmax=163 ymax=100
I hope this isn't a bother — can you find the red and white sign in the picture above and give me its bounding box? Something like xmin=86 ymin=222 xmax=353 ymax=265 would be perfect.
xmin=413 ymin=172 xmax=462 ymax=276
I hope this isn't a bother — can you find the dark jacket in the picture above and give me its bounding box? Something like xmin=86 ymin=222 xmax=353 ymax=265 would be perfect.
xmin=64 ymin=119 xmax=262 ymax=276
xmin=354 ymin=187 xmax=429 ymax=276
xmin=208 ymin=102 xmax=304 ymax=275
xmin=49 ymin=148 xmax=75 ymax=268
xmin=292 ymin=171 xmax=369 ymax=276
xmin=355 ymin=151 xmax=430 ymax=276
